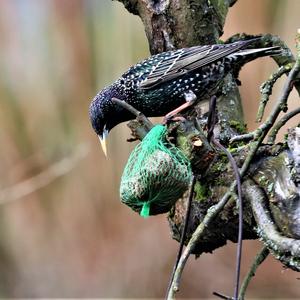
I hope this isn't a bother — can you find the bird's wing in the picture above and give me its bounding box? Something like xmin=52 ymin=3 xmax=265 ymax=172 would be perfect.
xmin=139 ymin=41 xmax=251 ymax=90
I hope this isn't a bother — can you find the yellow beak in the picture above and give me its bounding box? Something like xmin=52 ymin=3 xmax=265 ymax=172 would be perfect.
xmin=98 ymin=135 xmax=107 ymax=157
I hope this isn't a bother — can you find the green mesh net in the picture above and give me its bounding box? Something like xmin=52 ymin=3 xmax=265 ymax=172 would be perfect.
xmin=120 ymin=124 xmax=192 ymax=218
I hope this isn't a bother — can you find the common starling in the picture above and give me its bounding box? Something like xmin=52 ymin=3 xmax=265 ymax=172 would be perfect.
xmin=89 ymin=39 xmax=281 ymax=154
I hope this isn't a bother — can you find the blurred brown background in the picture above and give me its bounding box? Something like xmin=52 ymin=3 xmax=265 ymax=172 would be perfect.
xmin=0 ymin=0 xmax=299 ymax=298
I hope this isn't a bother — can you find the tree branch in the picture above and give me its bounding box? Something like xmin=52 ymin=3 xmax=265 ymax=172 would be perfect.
xmin=257 ymin=64 xmax=292 ymax=122
xmin=238 ymin=246 xmax=269 ymax=300
xmin=244 ymin=180 xmax=300 ymax=271
xmin=267 ymin=107 xmax=300 ymax=143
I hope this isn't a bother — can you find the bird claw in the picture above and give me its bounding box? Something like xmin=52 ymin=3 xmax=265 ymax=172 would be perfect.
xmin=162 ymin=91 xmax=197 ymax=125
xmin=162 ymin=115 xmax=186 ymax=125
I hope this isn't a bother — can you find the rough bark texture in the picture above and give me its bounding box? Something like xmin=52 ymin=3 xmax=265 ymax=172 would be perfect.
xmin=115 ymin=0 xmax=300 ymax=270
xmin=115 ymin=0 xmax=231 ymax=54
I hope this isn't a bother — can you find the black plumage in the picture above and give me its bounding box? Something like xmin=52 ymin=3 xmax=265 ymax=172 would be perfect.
xmin=89 ymin=39 xmax=281 ymax=140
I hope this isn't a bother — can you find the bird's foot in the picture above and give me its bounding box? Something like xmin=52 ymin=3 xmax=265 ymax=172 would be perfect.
xmin=162 ymin=115 xmax=186 ymax=125
xmin=162 ymin=90 xmax=197 ymax=125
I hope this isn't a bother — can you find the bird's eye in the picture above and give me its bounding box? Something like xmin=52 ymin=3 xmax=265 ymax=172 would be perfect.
xmin=178 ymin=68 xmax=186 ymax=73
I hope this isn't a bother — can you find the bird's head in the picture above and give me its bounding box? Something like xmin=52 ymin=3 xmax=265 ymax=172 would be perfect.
xmin=89 ymin=87 xmax=116 ymax=156
xmin=89 ymin=85 xmax=131 ymax=156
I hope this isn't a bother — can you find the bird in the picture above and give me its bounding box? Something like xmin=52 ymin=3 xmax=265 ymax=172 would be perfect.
xmin=89 ymin=38 xmax=281 ymax=155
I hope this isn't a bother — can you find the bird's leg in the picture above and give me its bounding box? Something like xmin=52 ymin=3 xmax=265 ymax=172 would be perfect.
xmin=163 ymin=90 xmax=197 ymax=124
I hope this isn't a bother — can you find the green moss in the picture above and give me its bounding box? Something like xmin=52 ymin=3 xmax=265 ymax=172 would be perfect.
xmin=176 ymin=134 xmax=192 ymax=159
xmin=229 ymin=120 xmax=247 ymax=134
xmin=209 ymin=155 xmax=228 ymax=174
xmin=216 ymin=176 xmax=227 ymax=186
xmin=258 ymin=174 xmax=268 ymax=186
xmin=228 ymin=147 xmax=238 ymax=154
xmin=194 ymin=181 xmax=211 ymax=202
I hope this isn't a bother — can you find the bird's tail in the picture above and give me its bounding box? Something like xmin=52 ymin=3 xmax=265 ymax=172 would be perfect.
xmin=226 ymin=42 xmax=282 ymax=82
xmin=229 ymin=45 xmax=282 ymax=62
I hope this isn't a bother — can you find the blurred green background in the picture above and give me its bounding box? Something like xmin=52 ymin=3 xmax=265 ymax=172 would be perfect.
xmin=0 ymin=0 xmax=299 ymax=298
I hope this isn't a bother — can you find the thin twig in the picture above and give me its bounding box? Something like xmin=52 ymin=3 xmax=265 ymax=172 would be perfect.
xmin=238 ymin=246 xmax=269 ymax=300
xmin=257 ymin=64 xmax=292 ymax=122
xmin=207 ymin=95 xmax=243 ymax=300
xmin=167 ymin=182 xmax=238 ymax=299
xmin=0 ymin=144 xmax=89 ymax=204
xmin=166 ymin=175 xmax=196 ymax=298
xmin=267 ymin=107 xmax=300 ymax=143
xmin=231 ymin=32 xmax=300 ymax=144
xmin=231 ymin=58 xmax=300 ymax=144
xmin=112 ymin=97 xmax=141 ymax=116
xmin=205 ymin=95 xmax=244 ymax=300
xmin=112 ymin=97 xmax=153 ymax=130
xmin=213 ymin=291 xmax=233 ymax=300
xmin=212 ymin=138 xmax=243 ymax=300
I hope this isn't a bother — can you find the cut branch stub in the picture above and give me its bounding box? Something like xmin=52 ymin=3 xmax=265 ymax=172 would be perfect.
xmin=171 ymin=119 xmax=215 ymax=173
